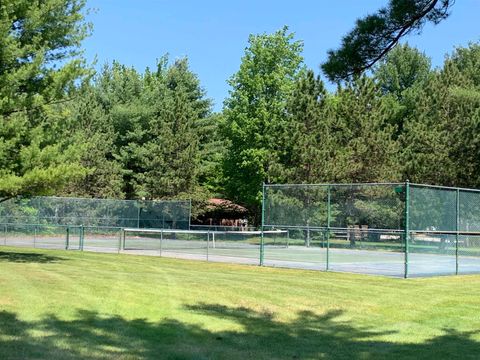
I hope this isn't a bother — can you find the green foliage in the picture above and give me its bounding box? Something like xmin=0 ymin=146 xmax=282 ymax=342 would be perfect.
xmin=222 ymin=27 xmax=305 ymax=213
xmin=2 ymin=0 xmax=480 ymax=226
xmin=0 ymin=0 xmax=90 ymax=200
xmin=284 ymin=70 xmax=340 ymax=183
xmin=196 ymin=113 xmax=226 ymax=194
xmin=322 ymin=0 xmax=453 ymax=82
xmin=333 ymin=77 xmax=401 ymax=183
xmin=373 ymin=43 xmax=432 ymax=136
xmin=374 ymin=43 xmax=432 ymax=99
xmin=0 ymin=0 xmax=91 ymax=115
xmin=64 ymin=57 xmax=214 ymax=214
xmin=400 ymin=43 xmax=480 ymax=187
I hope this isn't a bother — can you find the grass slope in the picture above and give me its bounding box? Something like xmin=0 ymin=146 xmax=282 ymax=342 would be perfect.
xmin=0 ymin=247 xmax=479 ymax=359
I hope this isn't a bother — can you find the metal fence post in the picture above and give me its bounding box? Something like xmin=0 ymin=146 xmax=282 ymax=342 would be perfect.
xmin=404 ymin=181 xmax=410 ymax=279
xmin=306 ymin=221 xmax=310 ymax=248
xmin=137 ymin=203 xmax=141 ymax=228
xmin=66 ymin=226 xmax=70 ymax=250
xmin=326 ymin=185 xmax=331 ymax=271
xmin=80 ymin=225 xmax=84 ymax=251
xmin=456 ymin=188 xmax=460 ymax=275
xmin=3 ymin=224 xmax=6 ymax=246
xmin=118 ymin=229 xmax=122 ymax=254
xmin=189 ymin=199 xmax=192 ymax=230
xmin=159 ymin=229 xmax=163 ymax=257
xmin=260 ymin=183 xmax=266 ymax=266
xmin=206 ymin=230 xmax=210 ymax=262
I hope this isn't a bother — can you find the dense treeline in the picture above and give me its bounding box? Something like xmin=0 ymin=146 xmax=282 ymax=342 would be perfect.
xmin=1 ymin=2 xmax=479 ymax=222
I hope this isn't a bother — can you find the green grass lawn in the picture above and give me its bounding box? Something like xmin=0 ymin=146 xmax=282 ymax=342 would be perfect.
xmin=1 ymin=247 xmax=479 ymax=359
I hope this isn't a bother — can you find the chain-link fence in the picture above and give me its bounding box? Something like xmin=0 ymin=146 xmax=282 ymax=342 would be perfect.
xmin=0 ymin=196 xmax=191 ymax=254
xmin=263 ymin=182 xmax=480 ymax=277
xmin=2 ymin=185 xmax=479 ymax=278
xmin=0 ymin=196 xmax=191 ymax=229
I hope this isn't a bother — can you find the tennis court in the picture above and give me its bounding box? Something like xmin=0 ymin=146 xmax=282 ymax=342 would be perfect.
xmin=2 ymin=183 xmax=480 ymax=278
xmin=3 ymin=225 xmax=480 ymax=278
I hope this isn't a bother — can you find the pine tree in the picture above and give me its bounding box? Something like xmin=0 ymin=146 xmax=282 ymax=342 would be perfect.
xmin=322 ymin=0 xmax=453 ymax=81
xmin=61 ymin=85 xmax=125 ymax=198
xmin=334 ymin=77 xmax=400 ymax=183
xmin=0 ymin=0 xmax=90 ymax=200
xmin=285 ymin=70 xmax=341 ymax=183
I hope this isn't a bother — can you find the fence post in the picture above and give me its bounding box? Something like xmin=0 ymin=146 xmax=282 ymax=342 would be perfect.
xmin=306 ymin=221 xmax=310 ymax=248
xmin=456 ymin=188 xmax=460 ymax=275
xmin=66 ymin=226 xmax=70 ymax=250
xmin=80 ymin=225 xmax=84 ymax=251
xmin=326 ymin=185 xmax=331 ymax=271
xmin=206 ymin=230 xmax=210 ymax=262
xmin=34 ymin=226 xmax=37 ymax=248
xmin=3 ymin=224 xmax=6 ymax=246
xmin=260 ymin=183 xmax=266 ymax=266
xmin=137 ymin=203 xmax=141 ymax=228
xmin=117 ymin=228 xmax=122 ymax=254
xmin=159 ymin=229 xmax=163 ymax=257
xmin=404 ymin=180 xmax=410 ymax=279
xmin=188 ymin=199 xmax=192 ymax=230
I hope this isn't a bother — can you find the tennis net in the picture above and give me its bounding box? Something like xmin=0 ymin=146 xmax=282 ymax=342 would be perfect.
xmin=122 ymin=228 xmax=289 ymax=252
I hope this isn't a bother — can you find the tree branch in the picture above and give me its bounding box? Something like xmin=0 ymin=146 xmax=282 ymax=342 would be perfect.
xmin=0 ymin=97 xmax=76 ymax=118
xmin=347 ymin=0 xmax=441 ymax=78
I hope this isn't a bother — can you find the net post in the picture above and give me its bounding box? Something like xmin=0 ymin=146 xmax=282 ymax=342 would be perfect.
xmin=260 ymin=183 xmax=266 ymax=266
xmin=404 ymin=180 xmax=410 ymax=279
xmin=456 ymin=188 xmax=460 ymax=275
xmin=326 ymin=185 xmax=331 ymax=271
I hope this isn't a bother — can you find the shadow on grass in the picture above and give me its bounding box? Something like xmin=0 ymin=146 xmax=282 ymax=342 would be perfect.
xmin=0 ymin=305 xmax=478 ymax=359
xmin=0 ymin=251 xmax=64 ymax=263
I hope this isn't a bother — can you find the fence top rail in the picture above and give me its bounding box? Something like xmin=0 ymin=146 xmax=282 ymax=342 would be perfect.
xmin=264 ymin=181 xmax=480 ymax=193
xmin=410 ymin=229 xmax=480 ymax=235
xmin=263 ymin=224 xmax=405 ymax=233
xmin=409 ymin=183 xmax=480 ymax=193
xmin=0 ymin=223 xmax=124 ymax=230
xmin=264 ymin=182 xmax=405 ymax=188
xmin=2 ymin=195 xmax=191 ymax=204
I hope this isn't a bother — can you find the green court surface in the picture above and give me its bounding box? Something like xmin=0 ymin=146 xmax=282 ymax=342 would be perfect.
xmin=3 ymin=231 xmax=480 ymax=278
xmin=1 ymin=247 xmax=480 ymax=359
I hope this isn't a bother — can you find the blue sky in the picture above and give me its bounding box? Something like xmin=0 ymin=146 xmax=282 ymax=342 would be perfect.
xmin=83 ymin=1 xmax=479 ymax=111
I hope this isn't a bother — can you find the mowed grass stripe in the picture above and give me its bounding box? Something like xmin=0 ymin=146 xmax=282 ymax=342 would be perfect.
xmin=1 ymin=247 xmax=479 ymax=359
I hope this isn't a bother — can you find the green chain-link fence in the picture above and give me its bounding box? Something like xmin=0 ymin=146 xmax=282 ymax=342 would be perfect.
xmin=2 ymin=185 xmax=479 ymax=278
xmin=0 ymin=196 xmax=191 ymax=253
xmin=0 ymin=196 xmax=191 ymax=228
xmin=263 ymin=182 xmax=480 ymax=277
